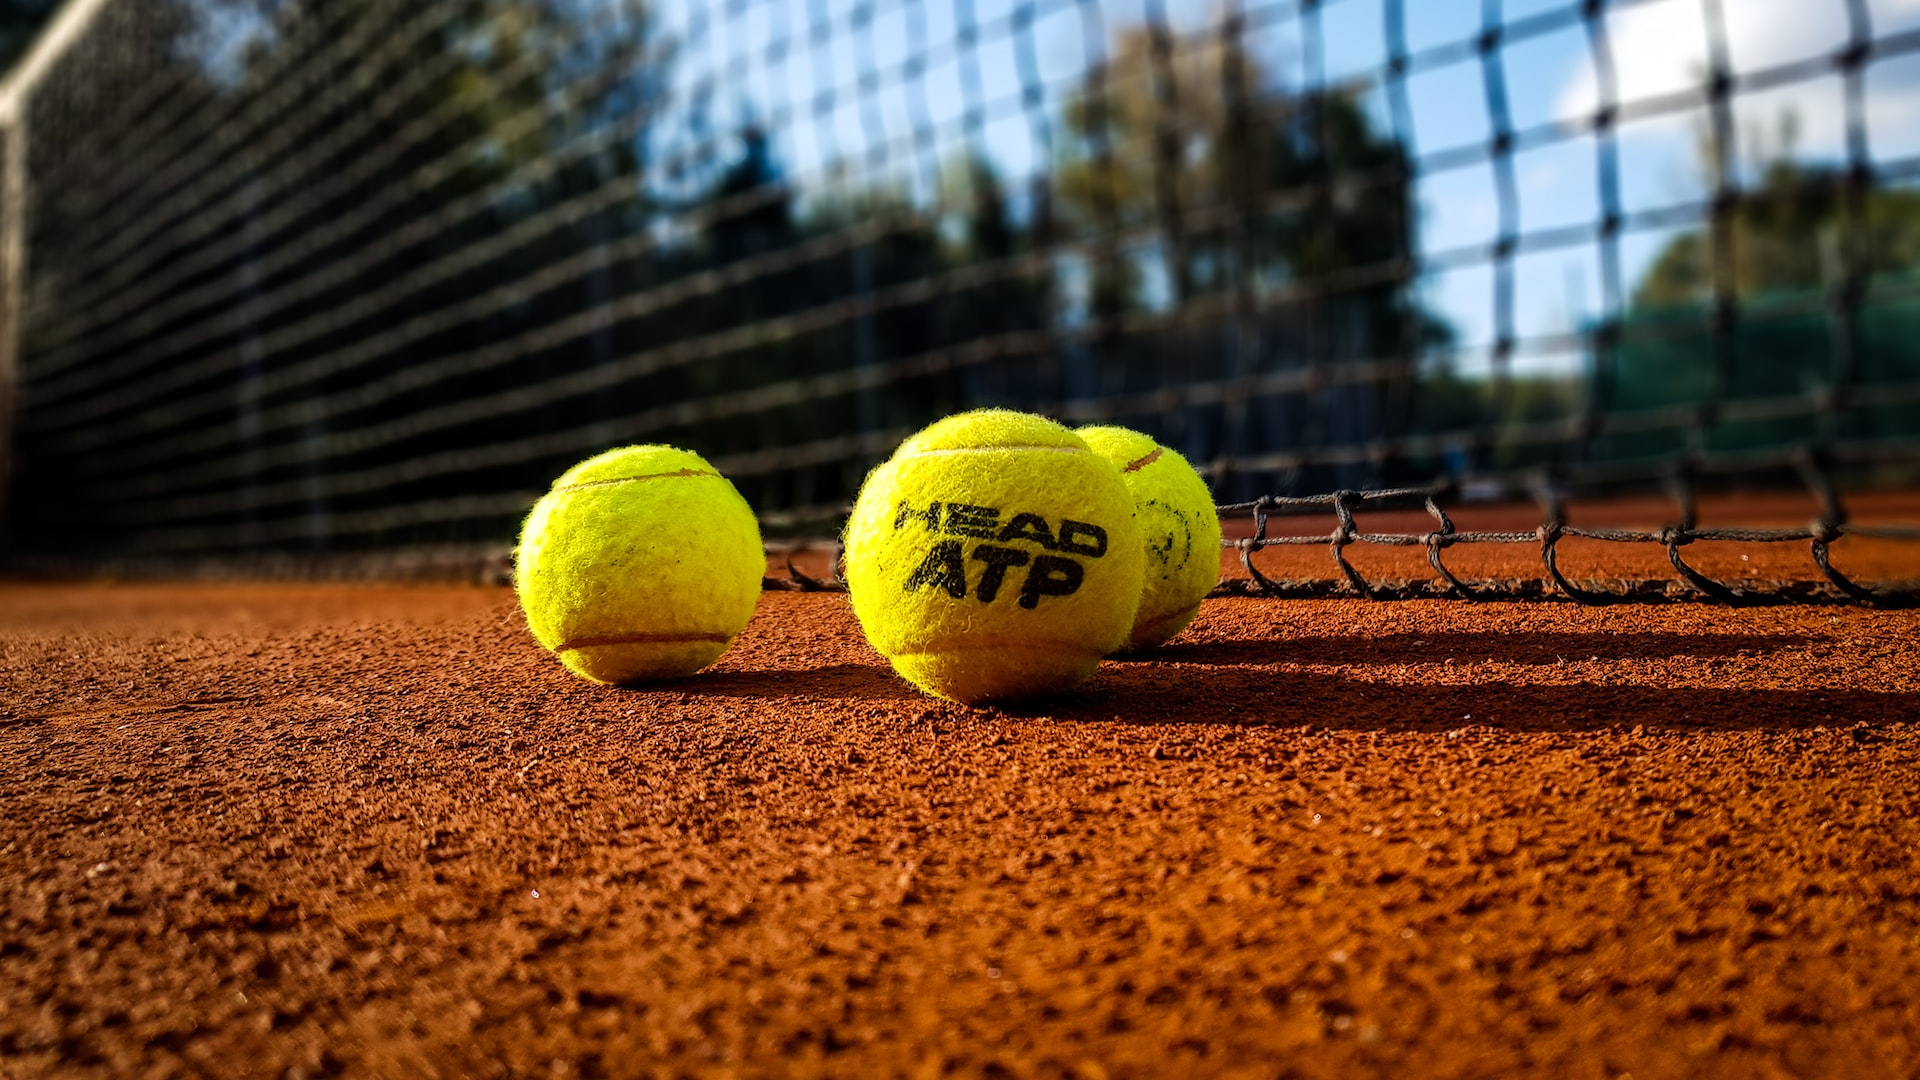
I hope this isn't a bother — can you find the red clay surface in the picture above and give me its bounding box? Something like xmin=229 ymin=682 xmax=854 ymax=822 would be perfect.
xmin=4 ymin=522 xmax=1920 ymax=1078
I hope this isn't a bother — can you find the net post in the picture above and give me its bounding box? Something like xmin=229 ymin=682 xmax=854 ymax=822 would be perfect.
xmin=0 ymin=116 xmax=23 ymax=545
xmin=0 ymin=0 xmax=117 ymax=547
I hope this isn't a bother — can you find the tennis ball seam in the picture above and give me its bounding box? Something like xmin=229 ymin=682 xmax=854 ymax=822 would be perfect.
xmin=552 ymin=468 xmax=719 ymax=493
xmin=888 ymin=638 xmax=1107 ymax=659
xmin=558 ymin=631 xmax=736 ymax=652
xmin=1132 ymin=602 xmax=1201 ymax=646
xmin=898 ymin=445 xmax=1088 ymax=461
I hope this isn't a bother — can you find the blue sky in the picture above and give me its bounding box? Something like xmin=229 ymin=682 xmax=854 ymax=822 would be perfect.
xmin=656 ymin=0 xmax=1920 ymax=374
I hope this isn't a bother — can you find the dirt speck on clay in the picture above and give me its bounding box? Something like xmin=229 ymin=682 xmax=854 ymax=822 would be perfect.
xmin=3 ymin=575 xmax=1919 ymax=1079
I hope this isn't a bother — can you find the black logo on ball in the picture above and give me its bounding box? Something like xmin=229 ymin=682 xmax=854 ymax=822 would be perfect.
xmin=893 ymin=500 xmax=1108 ymax=609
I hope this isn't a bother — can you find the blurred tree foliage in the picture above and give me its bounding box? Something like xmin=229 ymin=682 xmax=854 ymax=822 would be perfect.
xmin=1052 ymin=25 xmax=1450 ymax=492
xmin=1602 ymin=148 xmax=1920 ymax=466
xmin=218 ymin=5 xmax=1440 ymax=531
xmin=1635 ymin=160 xmax=1920 ymax=306
xmin=1056 ymin=26 xmax=1430 ymax=327
xmin=213 ymin=0 xmax=674 ymax=538
xmin=17 ymin=0 xmax=676 ymax=550
xmin=15 ymin=3 xmax=1521 ymax=554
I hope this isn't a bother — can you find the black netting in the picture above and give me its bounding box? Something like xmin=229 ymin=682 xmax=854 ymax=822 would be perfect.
xmin=1 ymin=0 xmax=1916 ymax=599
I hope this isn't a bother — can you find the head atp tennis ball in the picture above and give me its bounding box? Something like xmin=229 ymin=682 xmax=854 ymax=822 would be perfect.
xmin=844 ymin=409 xmax=1145 ymax=704
xmin=516 ymin=445 xmax=763 ymax=685
xmin=1077 ymin=426 xmax=1222 ymax=651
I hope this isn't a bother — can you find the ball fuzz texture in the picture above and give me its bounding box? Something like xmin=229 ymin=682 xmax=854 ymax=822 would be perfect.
xmin=844 ymin=410 xmax=1145 ymax=704
xmin=1077 ymin=425 xmax=1221 ymax=651
xmin=516 ymin=445 xmax=763 ymax=685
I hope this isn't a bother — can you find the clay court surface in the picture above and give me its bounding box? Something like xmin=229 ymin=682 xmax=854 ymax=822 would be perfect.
xmin=4 ymin=500 xmax=1920 ymax=1079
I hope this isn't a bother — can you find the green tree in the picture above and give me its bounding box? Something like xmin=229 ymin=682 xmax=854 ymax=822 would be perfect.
xmin=1636 ymin=161 xmax=1920 ymax=307
xmin=1053 ymin=23 xmax=1448 ymax=491
xmin=1608 ymin=133 xmax=1920 ymax=465
xmin=1055 ymin=26 xmax=1439 ymax=342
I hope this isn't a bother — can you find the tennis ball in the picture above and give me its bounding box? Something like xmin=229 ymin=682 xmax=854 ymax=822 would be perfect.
xmin=516 ymin=445 xmax=763 ymax=685
xmin=844 ymin=409 xmax=1145 ymax=703
xmin=1077 ymin=426 xmax=1221 ymax=651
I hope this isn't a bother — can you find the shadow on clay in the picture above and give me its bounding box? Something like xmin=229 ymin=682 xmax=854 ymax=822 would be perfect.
xmin=598 ymin=635 xmax=1899 ymax=733
xmin=670 ymin=663 xmax=925 ymax=702
xmin=1129 ymin=631 xmax=1815 ymax=669
xmin=1012 ymin=662 xmax=1915 ymax=734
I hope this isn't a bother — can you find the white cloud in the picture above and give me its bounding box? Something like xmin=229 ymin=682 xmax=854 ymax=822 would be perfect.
xmin=1558 ymin=0 xmax=1920 ymax=168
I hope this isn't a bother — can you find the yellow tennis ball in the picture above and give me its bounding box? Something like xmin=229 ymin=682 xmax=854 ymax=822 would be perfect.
xmin=516 ymin=445 xmax=763 ymax=684
xmin=844 ymin=409 xmax=1145 ymax=704
xmin=1077 ymin=426 xmax=1221 ymax=651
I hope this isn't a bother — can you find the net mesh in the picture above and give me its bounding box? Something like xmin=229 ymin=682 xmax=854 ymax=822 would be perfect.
xmin=3 ymin=0 xmax=1919 ymax=595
